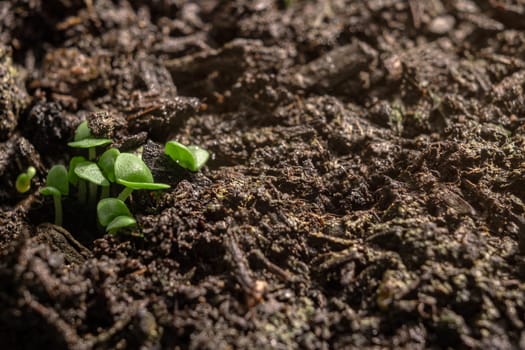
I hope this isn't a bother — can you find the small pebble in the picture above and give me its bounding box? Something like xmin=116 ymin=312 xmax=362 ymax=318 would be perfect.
xmin=428 ymin=15 xmax=455 ymax=35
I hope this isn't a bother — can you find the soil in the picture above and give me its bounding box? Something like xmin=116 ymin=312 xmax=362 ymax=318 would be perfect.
xmin=1 ymin=0 xmax=525 ymax=349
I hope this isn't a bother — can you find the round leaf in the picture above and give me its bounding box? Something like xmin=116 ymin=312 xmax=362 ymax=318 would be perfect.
xmin=46 ymin=165 xmax=69 ymax=195
xmin=26 ymin=166 xmax=36 ymax=178
xmin=98 ymin=148 xmax=120 ymax=182
xmin=16 ymin=174 xmax=30 ymax=193
xmin=68 ymin=138 xmax=112 ymax=149
xmin=165 ymin=141 xmax=196 ymax=171
xmin=16 ymin=166 xmax=37 ymax=193
xmin=114 ymin=153 xmax=169 ymax=190
xmin=68 ymin=156 xmax=86 ymax=185
xmin=106 ymin=215 xmax=137 ymax=233
xmin=74 ymin=121 xmax=92 ymax=141
xmin=187 ymin=145 xmax=209 ymax=171
xmin=97 ymin=198 xmax=132 ymax=226
xmin=74 ymin=162 xmax=110 ymax=186
xmin=114 ymin=153 xmax=153 ymax=183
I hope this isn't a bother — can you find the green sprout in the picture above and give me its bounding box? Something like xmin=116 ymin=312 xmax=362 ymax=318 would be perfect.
xmin=16 ymin=166 xmax=36 ymax=193
xmin=114 ymin=153 xmax=170 ymax=201
xmin=68 ymin=121 xmax=112 ymax=160
xmin=40 ymin=165 xmax=69 ymax=226
xmin=97 ymin=198 xmax=136 ymax=234
xmin=74 ymin=161 xmax=110 ymax=207
xmin=39 ymin=119 xmax=175 ymax=232
xmin=165 ymin=141 xmax=209 ymax=172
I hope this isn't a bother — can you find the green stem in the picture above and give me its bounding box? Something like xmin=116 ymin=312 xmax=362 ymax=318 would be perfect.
xmin=88 ymin=148 xmax=96 ymax=161
xmin=88 ymin=182 xmax=97 ymax=209
xmin=78 ymin=180 xmax=87 ymax=204
xmin=53 ymin=194 xmax=63 ymax=226
xmin=117 ymin=187 xmax=134 ymax=202
xmin=100 ymin=186 xmax=110 ymax=200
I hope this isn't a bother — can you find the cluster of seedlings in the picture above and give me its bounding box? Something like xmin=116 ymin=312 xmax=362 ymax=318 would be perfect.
xmin=35 ymin=121 xmax=209 ymax=234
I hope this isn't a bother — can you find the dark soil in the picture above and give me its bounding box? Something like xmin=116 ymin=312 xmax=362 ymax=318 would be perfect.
xmin=2 ymin=0 xmax=525 ymax=349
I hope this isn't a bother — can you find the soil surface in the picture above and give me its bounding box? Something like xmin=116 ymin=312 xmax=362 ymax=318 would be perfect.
xmin=2 ymin=0 xmax=525 ymax=349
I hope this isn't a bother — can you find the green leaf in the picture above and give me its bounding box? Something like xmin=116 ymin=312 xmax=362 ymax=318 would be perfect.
xmin=114 ymin=153 xmax=153 ymax=183
xmin=26 ymin=166 xmax=36 ymax=178
xmin=74 ymin=161 xmax=110 ymax=186
xmin=16 ymin=166 xmax=36 ymax=193
xmin=45 ymin=165 xmax=69 ymax=195
xmin=165 ymin=141 xmax=195 ymax=170
xmin=165 ymin=141 xmax=209 ymax=172
xmin=97 ymin=198 xmax=132 ymax=226
xmin=117 ymin=179 xmax=170 ymax=190
xmin=98 ymin=148 xmax=120 ymax=182
xmin=106 ymin=215 xmax=136 ymax=233
xmin=114 ymin=153 xmax=169 ymax=189
xmin=16 ymin=173 xmax=31 ymax=193
xmin=74 ymin=121 xmax=92 ymax=141
xmin=187 ymin=145 xmax=210 ymax=171
xmin=40 ymin=186 xmax=61 ymax=196
xmin=68 ymin=156 xmax=86 ymax=185
xmin=68 ymin=138 xmax=112 ymax=149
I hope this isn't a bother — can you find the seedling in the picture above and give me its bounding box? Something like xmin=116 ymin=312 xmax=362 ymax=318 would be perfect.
xmin=74 ymin=161 xmax=110 ymax=207
xmin=40 ymin=121 xmax=175 ymax=233
xmin=114 ymin=153 xmax=170 ymax=201
xmin=165 ymin=141 xmax=209 ymax=172
xmin=68 ymin=121 xmax=112 ymax=160
xmin=40 ymin=165 xmax=69 ymax=225
xmin=97 ymin=198 xmax=136 ymax=234
xmin=16 ymin=166 xmax=36 ymax=193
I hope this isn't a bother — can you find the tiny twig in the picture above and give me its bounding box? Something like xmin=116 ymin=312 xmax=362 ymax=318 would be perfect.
xmin=225 ymin=232 xmax=267 ymax=307
xmin=408 ymin=0 xmax=422 ymax=29
xmin=225 ymin=234 xmax=255 ymax=291
xmin=249 ymin=249 xmax=299 ymax=283
xmin=309 ymin=231 xmax=356 ymax=248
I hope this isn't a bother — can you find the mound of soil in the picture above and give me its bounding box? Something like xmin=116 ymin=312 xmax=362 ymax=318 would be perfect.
xmin=2 ymin=0 xmax=525 ymax=349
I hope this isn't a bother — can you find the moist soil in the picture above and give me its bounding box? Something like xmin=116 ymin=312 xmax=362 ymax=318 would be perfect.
xmin=2 ymin=1 xmax=525 ymax=349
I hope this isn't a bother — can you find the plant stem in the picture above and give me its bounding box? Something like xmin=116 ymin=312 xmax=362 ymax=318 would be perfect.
xmin=88 ymin=148 xmax=96 ymax=161
xmin=78 ymin=180 xmax=87 ymax=204
xmin=88 ymin=182 xmax=97 ymax=209
xmin=117 ymin=187 xmax=134 ymax=202
xmin=100 ymin=186 xmax=110 ymax=200
xmin=53 ymin=194 xmax=62 ymax=226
